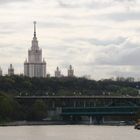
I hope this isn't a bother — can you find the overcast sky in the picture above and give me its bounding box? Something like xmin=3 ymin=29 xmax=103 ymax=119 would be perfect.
xmin=1 ymin=0 xmax=140 ymax=80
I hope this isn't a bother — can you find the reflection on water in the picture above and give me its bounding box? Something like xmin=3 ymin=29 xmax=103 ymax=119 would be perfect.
xmin=0 ymin=125 xmax=140 ymax=140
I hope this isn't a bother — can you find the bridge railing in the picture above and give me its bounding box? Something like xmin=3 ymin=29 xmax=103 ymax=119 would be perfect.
xmin=61 ymin=106 xmax=140 ymax=116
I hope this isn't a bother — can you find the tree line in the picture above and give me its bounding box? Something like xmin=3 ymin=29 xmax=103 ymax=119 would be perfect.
xmin=0 ymin=75 xmax=139 ymax=96
xmin=0 ymin=92 xmax=47 ymax=123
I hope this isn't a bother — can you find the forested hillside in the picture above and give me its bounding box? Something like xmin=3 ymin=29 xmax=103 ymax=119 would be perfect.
xmin=0 ymin=75 xmax=139 ymax=96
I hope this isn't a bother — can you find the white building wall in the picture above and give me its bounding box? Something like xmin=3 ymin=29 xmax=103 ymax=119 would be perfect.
xmin=24 ymin=22 xmax=46 ymax=78
xmin=0 ymin=68 xmax=2 ymax=76
xmin=24 ymin=63 xmax=29 ymax=76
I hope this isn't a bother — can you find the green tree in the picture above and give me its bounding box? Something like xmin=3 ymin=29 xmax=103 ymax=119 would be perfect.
xmin=0 ymin=92 xmax=22 ymax=122
xmin=29 ymin=99 xmax=47 ymax=121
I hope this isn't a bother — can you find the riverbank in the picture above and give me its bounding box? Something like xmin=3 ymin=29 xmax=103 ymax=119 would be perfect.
xmin=0 ymin=120 xmax=135 ymax=126
xmin=0 ymin=121 xmax=70 ymax=126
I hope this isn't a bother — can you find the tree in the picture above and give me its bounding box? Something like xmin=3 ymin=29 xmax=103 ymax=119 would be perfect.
xmin=29 ymin=99 xmax=47 ymax=121
xmin=0 ymin=92 xmax=25 ymax=122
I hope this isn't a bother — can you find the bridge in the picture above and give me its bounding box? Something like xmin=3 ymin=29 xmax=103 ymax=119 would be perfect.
xmin=61 ymin=106 xmax=139 ymax=116
xmin=15 ymin=95 xmax=140 ymax=108
xmin=15 ymin=96 xmax=140 ymax=124
xmin=15 ymin=95 xmax=140 ymax=99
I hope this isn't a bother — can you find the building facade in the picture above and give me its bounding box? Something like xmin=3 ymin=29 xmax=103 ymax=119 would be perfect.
xmin=8 ymin=64 xmax=14 ymax=76
xmin=55 ymin=66 xmax=61 ymax=78
xmin=24 ymin=21 xmax=46 ymax=78
xmin=68 ymin=65 xmax=74 ymax=77
xmin=0 ymin=67 xmax=2 ymax=76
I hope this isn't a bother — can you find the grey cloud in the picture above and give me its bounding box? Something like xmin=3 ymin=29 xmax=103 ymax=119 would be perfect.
xmin=57 ymin=0 xmax=112 ymax=9
xmin=64 ymin=36 xmax=127 ymax=46
xmin=0 ymin=22 xmax=28 ymax=35
xmin=40 ymin=22 xmax=71 ymax=28
xmin=0 ymin=0 xmax=30 ymax=4
xmin=94 ymin=40 xmax=140 ymax=66
xmin=115 ymin=0 xmax=136 ymax=2
xmin=115 ymin=48 xmax=140 ymax=65
xmin=0 ymin=43 xmax=14 ymax=48
xmin=111 ymin=69 xmax=140 ymax=78
xmin=57 ymin=0 xmax=136 ymax=9
xmin=0 ymin=30 xmax=15 ymax=35
xmin=57 ymin=0 xmax=75 ymax=8
xmin=87 ymin=37 xmax=127 ymax=46
xmin=102 ymin=11 xmax=140 ymax=21
xmin=56 ymin=0 xmax=139 ymax=23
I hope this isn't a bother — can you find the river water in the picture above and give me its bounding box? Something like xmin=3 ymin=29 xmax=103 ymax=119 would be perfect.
xmin=0 ymin=125 xmax=139 ymax=140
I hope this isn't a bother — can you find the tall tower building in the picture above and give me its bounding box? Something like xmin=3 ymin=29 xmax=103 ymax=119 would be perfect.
xmin=0 ymin=67 xmax=2 ymax=76
xmin=8 ymin=64 xmax=14 ymax=76
xmin=68 ymin=65 xmax=74 ymax=77
xmin=24 ymin=21 xmax=46 ymax=78
xmin=55 ymin=66 xmax=61 ymax=78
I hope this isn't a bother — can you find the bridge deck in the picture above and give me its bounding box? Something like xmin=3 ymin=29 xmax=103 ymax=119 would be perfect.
xmin=61 ymin=106 xmax=140 ymax=116
xmin=15 ymin=95 xmax=140 ymax=99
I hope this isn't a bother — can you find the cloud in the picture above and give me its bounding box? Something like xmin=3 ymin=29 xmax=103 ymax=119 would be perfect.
xmin=0 ymin=0 xmax=29 ymax=4
xmin=92 ymin=39 xmax=140 ymax=66
xmin=40 ymin=22 xmax=71 ymax=28
xmin=110 ymin=65 xmax=140 ymax=79
xmin=79 ymin=36 xmax=127 ymax=46
xmin=115 ymin=0 xmax=136 ymax=3
xmin=105 ymin=11 xmax=140 ymax=21
xmin=57 ymin=0 xmax=137 ymax=9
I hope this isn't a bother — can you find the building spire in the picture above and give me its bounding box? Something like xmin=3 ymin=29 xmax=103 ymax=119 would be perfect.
xmin=33 ymin=21 xmax=37 ymax=38
xmin=31 ymin=21 xmax=39 ymax=50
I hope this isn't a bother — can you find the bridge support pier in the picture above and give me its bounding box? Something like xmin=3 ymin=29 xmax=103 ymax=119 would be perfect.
xmin=74 ymin=101 xmax=76 ymax=108
xmin=89 ymin=116 xmax=93 ymax=124
xmin=95 ymin=116 xmax=104 ymax=124
xmin=102 ymin=117 xmax=104 ymax=124
xmin=84 ymin=101 xmax=86 ymax=108
xmin=52 ymin=101 xmax=55 ymax=109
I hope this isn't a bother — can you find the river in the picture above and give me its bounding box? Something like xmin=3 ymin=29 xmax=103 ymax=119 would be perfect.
xmin=0 ymin=125 xmax=139 ymax=140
